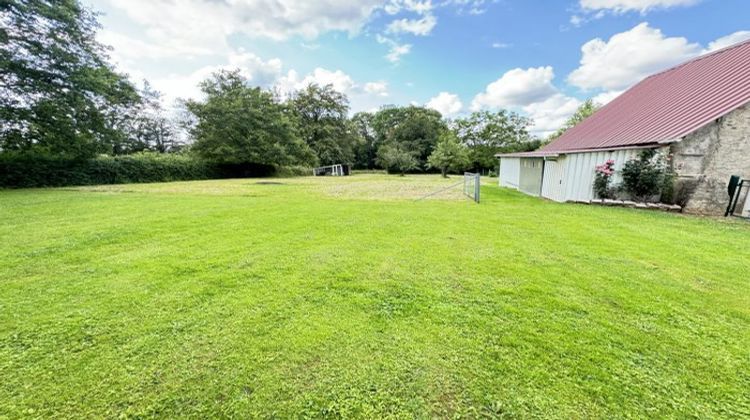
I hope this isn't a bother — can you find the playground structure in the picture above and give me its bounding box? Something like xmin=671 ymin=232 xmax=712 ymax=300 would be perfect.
xmin=313 ymin=164 xmax=350 ymax=177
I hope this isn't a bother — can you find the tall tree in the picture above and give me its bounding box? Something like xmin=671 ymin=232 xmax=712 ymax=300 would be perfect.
xmin=289 ymin=84 xmax=357 ymax=166
xmin=548 ymin=99 xmax=600 ymax=141
xmin=452 ymin=110 xmax=534 ymax=171
xmin=0 ymin=0 xmax=140 ymax=158
xmin=123 ymin=81 xmax=180 ymax=154
xmin=372 ymin=106 xmax=446 ymax=169
xmin=351 ymin=111 xmax=377 ymax=169
xmin=185 ymin=70 xmax=315 ymax=166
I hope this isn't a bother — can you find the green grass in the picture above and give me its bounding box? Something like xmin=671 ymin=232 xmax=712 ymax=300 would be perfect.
xmin=1 ymin=174 xmax=749 ymax=418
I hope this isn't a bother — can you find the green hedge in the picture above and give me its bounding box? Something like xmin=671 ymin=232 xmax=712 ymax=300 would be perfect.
xmin=0 ymin=153 xmax=311 ymax=188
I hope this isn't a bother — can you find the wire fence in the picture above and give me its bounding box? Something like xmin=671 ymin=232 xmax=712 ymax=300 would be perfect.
xmin=464 ymin=172 xmax=480 ymax=203
xmin=413 ymin=173 xmax=481 ymax=203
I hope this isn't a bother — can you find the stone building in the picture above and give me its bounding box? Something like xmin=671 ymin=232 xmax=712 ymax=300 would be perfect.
xmin=671 ymin=104 xmax=750 ymax=214
xmin=497 ymin=38 xmax=750 ymax=217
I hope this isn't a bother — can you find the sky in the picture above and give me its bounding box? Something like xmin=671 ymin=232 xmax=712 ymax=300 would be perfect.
xmin=88 ymin=0 xmax=750 ymax=136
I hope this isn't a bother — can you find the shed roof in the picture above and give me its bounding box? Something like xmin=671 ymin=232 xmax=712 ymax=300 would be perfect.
xmin=498 ymin=38 xmax=750 ymax=158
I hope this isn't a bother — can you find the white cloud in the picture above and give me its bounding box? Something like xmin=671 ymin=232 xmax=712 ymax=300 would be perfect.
xmin=471 ymin=66 xmax=558 ymax=110
xmin=277 ymin=68 xmax=356 ymax=95
xmin=364 ymin=81 xmax=390 ymax=97
xmin=426 ymin=92 xmax=463 ymax=116
xmin=469 ymin=66 xmax=586 ymax=136
xmin=98 ymin=0 xmax=234 ymax=57
xmin=447 ymin=0 xmax=492 ymax=15
xmin=135 ymin=50 xmax=378 ymax=112
xmin=99 ymin=0 xmax=386 ymax=58
xmin=386 ymin=14 xmax=437 ymax=36
xmin=570 ymin=15 xmax=585 ymax=26
xmin=469 ymin=65 xmax=587 ymax=137
xmin=228 ymin=51 xmax=285 ymax=86
xmin=491 ymin=42 xmax=511 ymax=49
xmin=592 ymin=90 xmax=624 ymax=105
xmin=378 ymin=0 xmax=495 ymax=61
xmin=579 ymin=0 xmax=699 ymax=14
xmin=275 ymin=69 xmax=394 ymax=113
xmin=148 ymin=50 xmax=285 ymax=105
xmin=386 ymin=44 xmax=412 ymax=62
xmin=384 ymin=0 xmax=434 ymax=15
xmin=99 ymin=30 xmax=176 ymax=63
xmin=523 ymin=94 xmax=583 ymax=137
xmin=705 ymin=31 xmax=750 ymax=53
xmin=567 ymin=22 xmax=700 ymax=91
xmin=377 ymin=35 xmax=412 ymax=63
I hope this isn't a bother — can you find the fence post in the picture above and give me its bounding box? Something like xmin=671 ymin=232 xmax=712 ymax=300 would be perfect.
xmin=475 ymin=173 xmax=480 ymax=203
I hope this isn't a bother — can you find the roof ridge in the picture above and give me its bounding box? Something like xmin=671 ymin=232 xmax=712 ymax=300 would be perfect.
xmin=645 ymin=36 xmax=750 ymax=80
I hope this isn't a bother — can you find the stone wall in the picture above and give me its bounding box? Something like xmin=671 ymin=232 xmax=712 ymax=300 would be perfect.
xmin=670 ymin=104 xmax=750 ymax=215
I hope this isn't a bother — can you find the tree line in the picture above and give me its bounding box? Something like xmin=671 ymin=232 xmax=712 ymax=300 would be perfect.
xmin=1 ymin=0 xmax=592 ymax=187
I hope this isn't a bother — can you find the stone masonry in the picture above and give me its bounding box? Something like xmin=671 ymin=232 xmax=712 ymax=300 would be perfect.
xmin=670 ymin=103 xmax=750 ymax=216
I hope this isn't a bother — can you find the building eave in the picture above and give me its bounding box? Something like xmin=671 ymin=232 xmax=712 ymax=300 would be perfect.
xmin=497 ymin=143 xmax=664 ymax=159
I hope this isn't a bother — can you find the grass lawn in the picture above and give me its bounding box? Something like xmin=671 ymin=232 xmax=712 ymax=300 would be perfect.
xmin=1 ymin=174 xmax=749 ymax=418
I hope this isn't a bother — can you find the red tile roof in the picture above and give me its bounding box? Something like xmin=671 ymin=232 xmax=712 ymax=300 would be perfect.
xmin=502 ymin=38 xmax=750 ymax=157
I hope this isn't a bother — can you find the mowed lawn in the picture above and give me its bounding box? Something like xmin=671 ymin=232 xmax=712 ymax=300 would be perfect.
xmin=1 ymin=175 xmax=749 ymax=418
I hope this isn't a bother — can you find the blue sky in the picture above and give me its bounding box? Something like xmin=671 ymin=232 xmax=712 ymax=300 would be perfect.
xmin=89 ymin=0 xmax=750 ymax=136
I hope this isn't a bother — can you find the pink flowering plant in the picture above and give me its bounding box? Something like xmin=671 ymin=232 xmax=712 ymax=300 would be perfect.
xmin=594 ymin=159 xmax=616 ymax=199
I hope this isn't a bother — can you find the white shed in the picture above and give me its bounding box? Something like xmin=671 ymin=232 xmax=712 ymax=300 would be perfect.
xmin=498 ymin=148 xmax=645 ymax=202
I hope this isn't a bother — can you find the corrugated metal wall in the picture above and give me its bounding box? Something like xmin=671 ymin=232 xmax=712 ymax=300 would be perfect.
xmin=499 ymin=158 xmax=520 ymax=189
xmin=541 ymin=159 xmax=566 ymax=202
xmin=541 ymin=149 xmax=642 ymax=202
xmin=519 ymin=158 xmax=544 ymax=196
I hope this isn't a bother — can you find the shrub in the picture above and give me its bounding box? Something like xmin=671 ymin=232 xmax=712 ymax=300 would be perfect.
xmin=0 ymin=153 xmax=313 ymax=188
xmin=0 ymin=153 xmax=216 ymax=188
xmin=593 ymin=159 xmax=616 ymax=199
xmin=621 ymin=149 xmax=669 ymax=201
xmin=275 ymin=165 xmax=314 ymax=178
xmin=659 ymin=168 xmax=677 ymax=204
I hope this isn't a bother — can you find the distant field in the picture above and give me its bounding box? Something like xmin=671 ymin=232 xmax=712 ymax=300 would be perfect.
xmin=1 ymin=174 xmax=749 ymax=418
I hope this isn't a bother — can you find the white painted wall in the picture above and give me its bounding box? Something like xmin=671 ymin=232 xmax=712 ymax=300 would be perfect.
xmin=541 ymin=149 xmax=643 ymax=202
xmin=499 ymin=157 xmax=520 ymax=190
xmin=541 ymin=158 xmax=566 ymax=202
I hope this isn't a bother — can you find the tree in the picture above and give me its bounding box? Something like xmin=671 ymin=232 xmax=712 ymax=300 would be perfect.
xmin=351 ymin=111 xmax=378 ymax=169
xmin=372 ymin=106 xmax=446 ymax=169
xmin=114 ymin=81 xmax=180 ymax=154
xmin=452 ymin=110 xmax=534 ymax=171
xmin=376 ymin=144 xmax=418 ymax=176
xmin=0 ymin=0 xmax=140 ymax=158
xmin=289 ymin=84 xmax=357 ymax=165
xmin=548 ymin=99 xmax=600 ymax=141
xmin=427 ymin=131 xmax=470 ymax=177
xmin=185 ymin=70 xmax=315 ymax=166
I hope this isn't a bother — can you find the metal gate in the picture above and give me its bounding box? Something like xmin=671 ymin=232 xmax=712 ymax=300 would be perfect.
xmin=464 ymin=172 xmax=480 ymax=203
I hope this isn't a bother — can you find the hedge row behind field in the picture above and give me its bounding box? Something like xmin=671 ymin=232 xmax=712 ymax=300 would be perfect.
xmin=0 ymin=154 xmax=311 ymax=188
